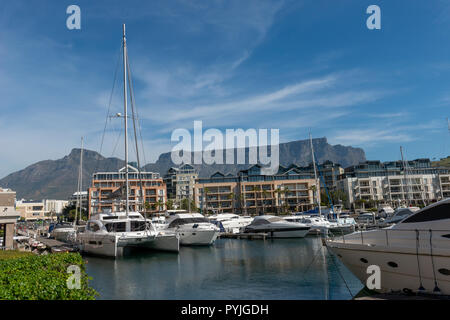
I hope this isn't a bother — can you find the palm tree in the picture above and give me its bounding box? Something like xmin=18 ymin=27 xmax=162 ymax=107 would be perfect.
xmin=262 ymin=189 xmax=269 ymax=215
xmin=203 ymin=187 xmax=209 ymax=215
xmin=228 ymin=192 xmax=235 ymax=213
xmin=250 ymin=185 xmax=258 ymax=216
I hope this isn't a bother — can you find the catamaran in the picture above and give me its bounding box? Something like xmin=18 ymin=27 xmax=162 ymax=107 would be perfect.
xmin=78 ymin=25 xmax=179 ymax=257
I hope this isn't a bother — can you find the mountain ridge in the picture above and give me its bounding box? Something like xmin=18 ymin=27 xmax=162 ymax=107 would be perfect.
xmin=0 ymin=137 xmax=366 ymax=200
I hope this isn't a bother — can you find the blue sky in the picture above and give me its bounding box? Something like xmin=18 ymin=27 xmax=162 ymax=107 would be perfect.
xmin=0 ymin=0 xmax=450 ymax=177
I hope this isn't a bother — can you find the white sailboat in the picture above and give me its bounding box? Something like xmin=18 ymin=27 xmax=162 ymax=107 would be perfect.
xmin=51 ymin=137 xmax=84 ymax=242
xmin=78 ymin=25 xmax=178 ymax=256
xmin=309 ymin=133 xmax=355 ymax=235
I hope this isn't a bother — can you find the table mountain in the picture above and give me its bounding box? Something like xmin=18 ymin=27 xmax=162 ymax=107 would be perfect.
xmin=0 ymin=137 xmax=365 ymax=200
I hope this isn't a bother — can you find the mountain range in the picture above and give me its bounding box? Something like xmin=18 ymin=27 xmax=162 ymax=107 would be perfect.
xmin=0 ymin=137 xmax=365 ymax=200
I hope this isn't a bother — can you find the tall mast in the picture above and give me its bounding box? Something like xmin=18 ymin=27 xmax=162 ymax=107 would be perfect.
xmin=400 ymin=146 xmax=409 ymax=207
xmin=74 ymin=137 xmax=83 ymax=226
xmin=123 ymin=24 xmax=129 ymax=217
xmin=310 ymin=132 xmax=321 ymax=217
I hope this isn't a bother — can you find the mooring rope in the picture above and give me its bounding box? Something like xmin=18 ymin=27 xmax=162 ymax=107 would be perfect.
xmin=324 ymin=245 xmax=354 ymax=299
xmin=429 ymin=229 xmax=440 ymax=293
xmin=415 ymin=229 xmax=425 ymax=291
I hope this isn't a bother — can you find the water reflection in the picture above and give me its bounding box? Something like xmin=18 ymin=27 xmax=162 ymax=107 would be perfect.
xmin=85 ymin=237 xmax=363 ymax=300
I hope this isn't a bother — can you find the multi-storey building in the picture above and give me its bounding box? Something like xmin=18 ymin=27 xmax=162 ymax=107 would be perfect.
xmin=15 ymin=199 xmax=47 ymax=221
xmin=439 ymin=174 xmax=450 ymax=199
xmin=175 ymin=164 xmax=198 ymax=204
xmin=0 ymin=188 xmax=20 ymax=249
xmin=193 ymin=164 xmax=317 ymax=215
xmin=337 ymin=159 xmax=450 ymax=208
xmin=291 ymin=160 xmax=344 ymax=191
xmin=44 ymin=200 xmax=69 ymax=216
xmin=88 ymin=165 xmax=166 ymax=217
xmin=68 ymin=191 xmax=88 ymax=210
xmin=163 ymin=167 xmax=179 ymax=200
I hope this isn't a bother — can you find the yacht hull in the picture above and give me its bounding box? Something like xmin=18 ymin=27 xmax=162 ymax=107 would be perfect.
xmin=245 ymin=226 xmax=310 ymax=238
xmin=144 ymin=233 xmax=180 ymax=252
xmin=51 ymin=229 xmax=77 ymax=242
xmin=179 ymin=230 xmax=219 ymax=245
xmin=327 ymin=242 xmax=450 ymax=295
xmin=79 ymin=233 xmax=119 ymax=257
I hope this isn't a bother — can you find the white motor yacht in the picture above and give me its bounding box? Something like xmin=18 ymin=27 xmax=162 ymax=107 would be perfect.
xmin=78 ymin=211 xmax=158 ymax=257
xmin=284 ymin=215 xmax=330 ymax=235
xmin=49 ymin=222 xmax=77 ymax=242
xmin=208 ymin=213 xmax=253 ymax=234
xmin=326 ymin=198 xmax=450 ymax=295
xmin=162 ymin=213 xmax=220 ymax=245
xmin=245 ymin=215 xmax=310 ymax=238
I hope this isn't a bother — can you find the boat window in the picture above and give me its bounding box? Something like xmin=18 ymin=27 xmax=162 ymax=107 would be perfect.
xmin=267 ymin=217 xmax=284 ymax=223
xmin=104 ymin=222 xmax=127 ymax=232
xmin=87 ymin=222 xmax=100 ymax=232
xmin=131 ymin=221 xmax=146 ymax=231
xmin=103 ymin=216 xmax=119 ymax=220
xmin=168 ymin=218 xmax=209 ymax=228
xmin=251 ymin=219 xmax=269 ymax=226
xmin=402 ymin=203 xmax=450 ymax=223
xmin=396 ymin=209 xmax=412 ymax=217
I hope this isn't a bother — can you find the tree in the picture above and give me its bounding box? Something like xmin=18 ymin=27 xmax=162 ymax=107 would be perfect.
xmin=165 ymin=199 xmax=174 ymax=210
xmin=61 ymin=204 xmax=88 ymax=223
xmin=203 ymin=187 xmax=209 ymax=215
xmin=228 ymin=192 xmax=235 ymax=213
xmin=262 ymin=190 xmax=269 ymax=215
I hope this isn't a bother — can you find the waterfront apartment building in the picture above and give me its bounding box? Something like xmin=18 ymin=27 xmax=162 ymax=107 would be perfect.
xmin=0 ymin=188 xmax=20 ymax=250
xmin=289 ymin=160 xmax=344 ymax=191
xmin=336 ymin=159 xmax=450 ymax=208
xmin=175 ymin=164 xmax=198 ymax=204
xmin=15 ymin=199 xmax=47 ymax=221
xmin=68 ymin=191 xmax=88 ymax=210
xmin=88 ymin=165 xmax=166 ymax=217
xmin=193 ymin=164 xmax=317 ymax=215
xmin=44 ymin=200 xmax=69 ymax=215
xmin=163 ymin=167 xmax=179 ymax=200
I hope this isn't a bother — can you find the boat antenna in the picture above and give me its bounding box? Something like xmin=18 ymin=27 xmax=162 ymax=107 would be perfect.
xmin=309 ymin=132 xmax=321 ymax=218
xmin=400 ymin=146 xmax=411 ymax=207
xmin=122 ymin=23 xmax=129 ymax=218
xmin=74 ymin=137 xmax=83 ymax=226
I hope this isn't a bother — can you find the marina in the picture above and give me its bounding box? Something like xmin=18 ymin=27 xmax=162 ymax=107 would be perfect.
xmin=84 ymin=237 xmax=363 ymax=300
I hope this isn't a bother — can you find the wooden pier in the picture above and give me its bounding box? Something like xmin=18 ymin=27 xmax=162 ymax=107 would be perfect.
xmin=219 ymin=232 xmax=268 ymax=240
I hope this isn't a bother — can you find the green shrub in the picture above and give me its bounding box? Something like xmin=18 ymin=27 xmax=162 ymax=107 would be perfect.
xmin=0 ymin=250 xmax=33 ymax=260
xmin=0 ymin=252 xmax=98 ymax=300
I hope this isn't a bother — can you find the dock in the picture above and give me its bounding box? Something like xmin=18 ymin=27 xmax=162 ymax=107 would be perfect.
xmin=220 ymin=232 xmax=268 ymax=240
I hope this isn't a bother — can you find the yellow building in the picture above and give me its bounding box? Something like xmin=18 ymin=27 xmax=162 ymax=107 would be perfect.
xmin=194 ymin=165 xmax=317 ymax=215
xmin=15 ymin=199 xmax=47 ymax=221
xmin=88 ymin=166 xmax=166 ymax=217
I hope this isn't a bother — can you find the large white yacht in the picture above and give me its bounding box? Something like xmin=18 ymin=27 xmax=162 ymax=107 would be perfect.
xmin=326 ymin=198 xmax=450 ymax=295
xmin=161 ymin=213 xmax=220 ymax=245
xmin=244 ymin=215 xmax=310 ymax=238
xmin=208 ymin=213 xmax=253 ymax=233
xmin=79 ymin=211 xmax=157 ymax=257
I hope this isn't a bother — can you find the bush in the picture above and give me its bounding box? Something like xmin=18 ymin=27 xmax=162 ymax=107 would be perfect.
xmin=0 ymin=252 xmax=98 ymax=300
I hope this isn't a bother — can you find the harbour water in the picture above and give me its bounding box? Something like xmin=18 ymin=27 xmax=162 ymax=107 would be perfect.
xmin=85 ymin=237 xmax=364 ymax=300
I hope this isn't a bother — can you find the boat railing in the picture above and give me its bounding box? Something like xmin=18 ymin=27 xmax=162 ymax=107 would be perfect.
xmin=330 ymin=228 xmax=450 ymax=248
